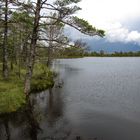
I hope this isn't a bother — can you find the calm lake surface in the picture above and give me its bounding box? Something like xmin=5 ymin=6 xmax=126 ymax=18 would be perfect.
xmin=0 ymin=57 xmax=140 ymax=140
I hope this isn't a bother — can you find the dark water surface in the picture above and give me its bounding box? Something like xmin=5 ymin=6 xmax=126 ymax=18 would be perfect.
xmin=0 ymin=57 xmax=140 ymax=140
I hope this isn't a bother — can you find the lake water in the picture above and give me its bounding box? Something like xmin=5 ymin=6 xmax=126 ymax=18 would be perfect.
xmin=0 ymin=57 xmax=140 ymax=140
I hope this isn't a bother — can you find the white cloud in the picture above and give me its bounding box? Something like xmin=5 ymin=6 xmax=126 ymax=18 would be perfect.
xmin=127 ymin=31 xmax=140 ymax=43
xmin=47 ymin=0 xmax=140 ymax=46
xmin=77 ymin=0 xmax=140 ymax=24
xmin=65 ymin=21 xmax=140 ymax=46
xmin=105 ymin=23 xmax=140 ymax=45
xmin=72 ymin=0 xmax=140 ymax=45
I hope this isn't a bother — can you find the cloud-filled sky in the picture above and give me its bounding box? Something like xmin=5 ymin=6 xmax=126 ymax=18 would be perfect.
xmin=77 ymin=0 xmax=140 ymax=24
xmin=70 ymin=0 xmax=140 ymax=46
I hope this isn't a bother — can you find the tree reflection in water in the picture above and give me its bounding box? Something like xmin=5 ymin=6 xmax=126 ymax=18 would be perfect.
xmin=0 ymin=87 xmax=71 ymax=140
xmin=0 ymin=99 xmax=40 ymax=140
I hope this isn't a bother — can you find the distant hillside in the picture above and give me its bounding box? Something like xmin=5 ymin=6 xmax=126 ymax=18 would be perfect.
xmin=65 ymin=27 xmax=140 ymax=53
xmin=84 ymin=38 xmax=140 ymax=53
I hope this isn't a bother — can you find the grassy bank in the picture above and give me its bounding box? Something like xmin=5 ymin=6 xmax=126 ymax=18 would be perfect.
xmin=0 ymin=79 xmax=26 ymax=114
xmin=0 ymin=63 xmax=54 ymax=114
xmin=31 ymin=64 xmax=54 ymax=92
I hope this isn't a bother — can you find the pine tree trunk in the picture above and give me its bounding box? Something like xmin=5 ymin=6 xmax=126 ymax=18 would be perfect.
xmin=47 ymin=43 xmax=52 ymax=67
xmin=24 ymin=0 xmax=41 ymax=96
xmin=47 ymin=26 xmax=53 ymax=67
xmin=2 ymin=0 xmax=8 ymax=79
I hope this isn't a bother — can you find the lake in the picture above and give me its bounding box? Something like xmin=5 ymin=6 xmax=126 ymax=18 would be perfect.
xmin=0 ymin=57 xmax=140 ymax=140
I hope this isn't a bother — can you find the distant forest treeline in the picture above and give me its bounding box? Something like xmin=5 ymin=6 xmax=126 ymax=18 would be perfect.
xmin=84 ymin=50 xmax=140 ymax=57
xmin=59 ymin=45 xmax=140 ymax=57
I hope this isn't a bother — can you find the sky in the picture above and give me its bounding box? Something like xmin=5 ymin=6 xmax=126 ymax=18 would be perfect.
xmin=67 ymin=0 xmax=140 ymax=50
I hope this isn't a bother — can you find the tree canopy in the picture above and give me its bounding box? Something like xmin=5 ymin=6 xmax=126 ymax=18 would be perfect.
xmin=0 ymin=0 xmax=105 ymax=95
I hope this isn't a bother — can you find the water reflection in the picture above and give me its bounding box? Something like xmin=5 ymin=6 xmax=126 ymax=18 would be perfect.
xmin=26 ymin=100 xmax=40 ymax=140
xmin=41 ymin=88 xmax=72 ymax=140
xmin=0 ymin=86 xmax=69 ymax=140
xmin=3 ymin=116 xmax=10 ymax=140
xmin=47 ymin=88 xmax=64 ymax=126
xmin=0 ymin=100 xmax=40 ymax=140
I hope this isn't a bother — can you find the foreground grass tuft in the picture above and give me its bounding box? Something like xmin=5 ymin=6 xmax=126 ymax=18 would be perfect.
xmin=0 ymin=78 xmax=26 ymax=114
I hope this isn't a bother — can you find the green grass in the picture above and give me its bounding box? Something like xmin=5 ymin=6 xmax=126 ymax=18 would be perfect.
xmin=31 ymin=63 xmax=54 ymax=92
xmin=0 ymin=76 xmax=26 ymax=114
xmin=0 ymin=63 xmax=54 ymax=114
